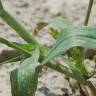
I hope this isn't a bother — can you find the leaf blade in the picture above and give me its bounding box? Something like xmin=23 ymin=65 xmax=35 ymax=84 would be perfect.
xmin=43 ymin=26 xmax=96 ymax=64
xmin=10 ymin=49 xmax=40 ymax=96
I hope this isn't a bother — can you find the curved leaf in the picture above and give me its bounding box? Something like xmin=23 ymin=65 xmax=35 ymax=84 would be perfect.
xmin=10 ymin=49 xmax=40 ymax=96
xmin=43 ymin=26 xmax=96 ymax=64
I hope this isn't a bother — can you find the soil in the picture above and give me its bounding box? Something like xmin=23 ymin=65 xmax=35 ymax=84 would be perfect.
xmin=0 ymin=0 xmax=96 ymax=96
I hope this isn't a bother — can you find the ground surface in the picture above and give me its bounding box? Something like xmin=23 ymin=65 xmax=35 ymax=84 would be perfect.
xmin=0 ymin=0 xmax=96 ymax=96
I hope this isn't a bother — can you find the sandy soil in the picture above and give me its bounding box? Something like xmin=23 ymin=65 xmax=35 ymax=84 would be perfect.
xmin=0 ymin=0 xmax=96 ymax=96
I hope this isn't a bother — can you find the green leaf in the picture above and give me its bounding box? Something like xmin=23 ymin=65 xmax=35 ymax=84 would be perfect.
xmin=0 ymin=37 xmax=48 ymax=56
xmin=43 ymin=26 xmax=96 ymax=64
xmin=0 ymin=38 xmax=48 ymax=64
xmin=43 ymin=25 xmax=96 ymax=81
xmin=11 ymin=42 xmax=48 ymax=55
xmin=10 ymin=49 xmax=40 ymax=96
xmin=0 ymin=37 xmax=32 ymax=55
xmin=12 ymin=42 xmax=39 ymax=50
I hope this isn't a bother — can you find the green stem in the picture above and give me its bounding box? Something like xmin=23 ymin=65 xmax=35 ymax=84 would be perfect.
xmin=79 ymin=0 xmax=94 ymax=75
xmin=84 ymin=1 xmax=96 ymax=95
xmin=82 ymin=0 xmax=94 ymax=63
xmin=0 ymin=9 xmax=36 ymax=43
xmin=46 ymin=62 xmax=75 ymax=78
xmin=82 ymin=0 xmax=94 ymax=72
xmin=84 ymin=0 xmax=94 ymax=26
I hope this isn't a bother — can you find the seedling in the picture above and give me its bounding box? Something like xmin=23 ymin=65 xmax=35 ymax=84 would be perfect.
xmin=0 ymin=0 xmax=96 ymax=96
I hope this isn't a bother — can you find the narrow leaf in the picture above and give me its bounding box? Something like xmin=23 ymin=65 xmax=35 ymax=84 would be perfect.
xmin=12 ymin=42 xmax=39 ymax=50
xmin=0 ymin=37 xmax=32 ymax=55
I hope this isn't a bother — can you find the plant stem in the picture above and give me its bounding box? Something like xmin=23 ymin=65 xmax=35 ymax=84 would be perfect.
xmin=0 ymin=9 xmax=36 ymax=43
xmin=79 ymin=0 xmax=96 ymax=95
xmin=79 ymin=0 xmax=94 ymax=73
xmin=46 ymin=62 xmax=75 ymax=78
xmin=82 ymin=0 xmax=94 ymax=62
xmin=84 ymin=0 xmax=94 ymax=26
xmin=84 ymin=0 xmax=96 ymax=95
